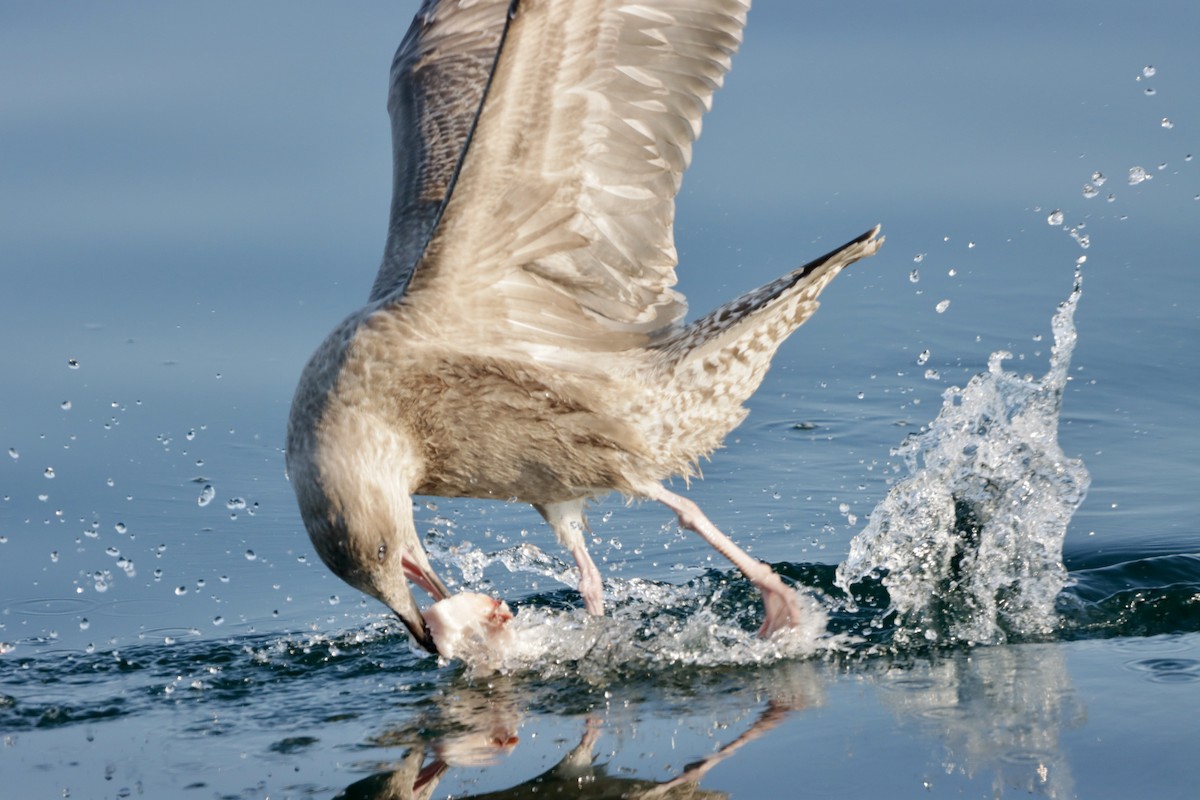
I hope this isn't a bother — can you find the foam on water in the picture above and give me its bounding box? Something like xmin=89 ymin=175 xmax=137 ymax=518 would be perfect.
xmin=427 ymin=540 xmax=839 ymax=676
xmin=835 ymin=271 xmax=1090 ymax=647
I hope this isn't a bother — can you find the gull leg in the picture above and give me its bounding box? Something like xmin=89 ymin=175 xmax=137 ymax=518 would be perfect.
xmin=646 ymin=484 xmax=804 ymax=636
xmin=535 ymin=499 xmax=605 ymax=615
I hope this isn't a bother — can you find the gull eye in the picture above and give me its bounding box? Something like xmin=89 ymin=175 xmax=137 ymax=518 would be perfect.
xmin=377 ymin=543 xmax=388 ymax=562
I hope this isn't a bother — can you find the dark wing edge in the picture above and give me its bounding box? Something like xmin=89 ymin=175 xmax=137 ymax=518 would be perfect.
xmin=369 ymin=0 xmax=515 ymax=303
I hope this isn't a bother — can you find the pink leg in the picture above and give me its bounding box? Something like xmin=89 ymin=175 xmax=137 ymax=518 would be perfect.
xmin=646 ymin=484 xmax=804 ymax=636
xmin=535 ymin=500 xmax=605 ymax=615
xmin=571 ymin=546 xmax=605 ymax=616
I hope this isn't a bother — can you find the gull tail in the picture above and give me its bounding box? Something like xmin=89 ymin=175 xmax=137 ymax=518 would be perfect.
xmin=645 ymin=226 xmax=884 ymax=471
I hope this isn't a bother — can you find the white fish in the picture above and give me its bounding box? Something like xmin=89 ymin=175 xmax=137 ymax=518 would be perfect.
xmin=424 ymin=592 xmax=516 ymax=664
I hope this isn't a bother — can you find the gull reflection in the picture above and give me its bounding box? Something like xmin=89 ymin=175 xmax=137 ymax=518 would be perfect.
xmin=337 ymin=662 xmax=823 ymax=800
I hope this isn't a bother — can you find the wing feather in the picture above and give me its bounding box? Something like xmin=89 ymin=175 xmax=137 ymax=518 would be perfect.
xmin=370 ymin=0 xmax=515 ymax=302
xmin=398 ymin=0 xmax=751 ymax=366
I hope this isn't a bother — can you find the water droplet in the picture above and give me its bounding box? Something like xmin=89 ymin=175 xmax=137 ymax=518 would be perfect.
xmin=913 ymin=253 xmax=925 ymax=264
xmin=114 ymin=522 xmax=127 ymax=534
xmin=328 ymin=595 xmax=340 ymax=605
xmin=1128 ymin=166 xmax=1150 ymax=185
xmin=67 ymin=359 xmax=80 ymax=370
xmin=174 ymin=585 xmax=187 ymax=596
xmin=106 ymin=477 xmax=115 ymax=487
xmin=1106 ymin=193 xmax=1116 ymax=203
xmin=935 ymin=299 xmax=951 ymax=314
xmin=244 ymin=550 xmax=257 ymax=561
xmin=60 ymin=400 xmax=72 ymax=410
xmin=1082 ymin=183 xmax=1098 ymax=199
xmin=1142 ymin=65 xmax=1157 ymax=78
xmin=947 ymin=268 xmax=957 ymax=277
xmin=219 ymin=575 xmax=230 ymax=583
xmin=79 ymin=618 xmax=90 ymax=631
xmin=1046 ymin=209 xmax=1064 ymax=226
xmin=213 ymin=616 xmax=224 ymax=626
xmin=856 ymin=391 xmax=865 ymax=400
xmin=186 ymin=429 xmax=196 ymax=441
xmin=917 ymin=349 xmax=931 ymax=365
xmin=1144 ymin=86 xmax=1157 ymax=96
xmin=50 ymin=550 xmax=59 ymax=563
xmin=1161 ymin=117 xmax=1174 ymax=129
xmin=153 ymin=568 xmax=163 ymax=581
xmin=908 ymin=268 xmax=920 ymax=283
xmin=1091 ymin=171 xmax=1106 ymax=186
xmin=6 ymin=448 xmax=17 ymax=460
xmin=924 ymin=368 xmax=941 ymax=380
xmin=225 ymin=497 xmax=246 ymax=511
xmin=197 ymin=484 xmax=215 ymax=507
xmin=967 ymin=241 xmax=976 ymax=249
xmin=105 ymin=546 xmax=120 ymax=557
xmin=1157 ymin=162 xmax=1167 ymax=171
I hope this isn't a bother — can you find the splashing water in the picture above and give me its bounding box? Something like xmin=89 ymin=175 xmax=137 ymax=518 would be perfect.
xmin=424 ymin=538 xmax=837 ymax=676
xmin=836 ymin=271 xmax=1088 ymax=648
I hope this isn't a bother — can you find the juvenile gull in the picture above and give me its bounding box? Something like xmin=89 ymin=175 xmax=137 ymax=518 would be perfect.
xmin=286 ymin=0 xmax=883 ymax=655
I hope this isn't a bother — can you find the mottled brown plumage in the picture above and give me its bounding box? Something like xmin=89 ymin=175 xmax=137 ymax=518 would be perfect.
xmin=287 ymin=0 xmax=883 ymax=655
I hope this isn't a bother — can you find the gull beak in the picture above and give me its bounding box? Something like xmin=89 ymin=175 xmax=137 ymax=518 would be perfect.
xmin=385 ymin=579 xmax=439 ymax=655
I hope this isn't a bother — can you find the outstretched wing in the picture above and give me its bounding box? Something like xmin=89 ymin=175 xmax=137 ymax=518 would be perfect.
xmin=392 ymin=0 xmax=751 ymax=368
xmin=370 ymin=0 xmax=515 ymax=302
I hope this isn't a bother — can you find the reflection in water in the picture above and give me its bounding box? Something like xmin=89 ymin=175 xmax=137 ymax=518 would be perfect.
xmin=332 ymin=644 xmax=1086 ymax=800
xmin=336 ymin=664 xmax=822 ymax=800
xmin=872 ymin=643 xmax=1085 ymax=798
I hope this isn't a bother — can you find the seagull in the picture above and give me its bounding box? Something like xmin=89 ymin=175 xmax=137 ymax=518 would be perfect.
xmin=286 ymin=0 xmax=882 ymax=656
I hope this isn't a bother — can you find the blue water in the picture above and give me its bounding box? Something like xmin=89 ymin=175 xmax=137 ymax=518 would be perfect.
xmin=3 ymin=2 xmax=1199 ymax=798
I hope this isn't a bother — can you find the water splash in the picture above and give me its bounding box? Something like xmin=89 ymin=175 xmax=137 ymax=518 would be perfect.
xmin=835 ymin=271 xmax=1089 ymax=647
xmin=424 ymin=539 xmax=838 ymax=676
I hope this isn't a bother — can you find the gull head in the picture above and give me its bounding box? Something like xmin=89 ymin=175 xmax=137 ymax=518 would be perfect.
xmin=287 ymin=378 xmax=446 ymax=654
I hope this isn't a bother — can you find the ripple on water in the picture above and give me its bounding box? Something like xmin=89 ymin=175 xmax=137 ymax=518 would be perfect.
xmin=1111 ymin=634 xmax=1195 ymax=655
xmin=1125 ymin=657 xmax=1200 ymax=684
xmin=7 ymin=597 xmax=96 ymax=616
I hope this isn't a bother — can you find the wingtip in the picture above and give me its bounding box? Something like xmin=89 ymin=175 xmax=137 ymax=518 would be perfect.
xmin=859 ymin=224 xmax=885 ymax=256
